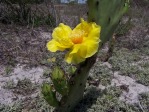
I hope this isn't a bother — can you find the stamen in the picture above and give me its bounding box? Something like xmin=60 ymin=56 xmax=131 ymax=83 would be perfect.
xmin=70 ymin=30 xmax=85 ymax=44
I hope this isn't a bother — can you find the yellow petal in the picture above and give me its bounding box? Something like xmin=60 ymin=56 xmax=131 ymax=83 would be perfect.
xmin=47 ymin=40 xmax=65 ymax=52
xmin=52 ymin=23 xmax=73 ymax=49
xmin=74 ymin=19 xmax=91 ymax=37
xmin=75 ymin=19 xmax=101 ymax=39
xmin=78 ymin=40 xmax=99 ymax=58
xmin=69 ymin=44 xmax=81 ymax=54
xmin=65 ymin=52 xmax=85 ymax=64
xmin=88 ymin=23 xmax=101 ymax=41
xmin=52 ymin=23 xmax=72 ymax=40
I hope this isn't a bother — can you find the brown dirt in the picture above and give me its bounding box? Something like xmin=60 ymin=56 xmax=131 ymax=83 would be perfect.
xmin=0 ymin=23 xmax=52 ymax=67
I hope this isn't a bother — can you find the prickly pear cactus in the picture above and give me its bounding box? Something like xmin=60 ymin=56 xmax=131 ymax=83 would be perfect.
xmin=42 ymin=83 xmax=59 ymax=107
xmin=51 ymin=67 xmax=69 ymax=96
xmin=42 ymin=0 xmax=130 ymax=112
xmin=42 ymin=67 xmax=69 ymax=107
xmin=87 ymin=0 xmax=129 ymax=44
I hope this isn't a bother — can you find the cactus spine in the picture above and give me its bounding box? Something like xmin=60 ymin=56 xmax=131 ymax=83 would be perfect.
xmin=42 ymin=0 xmax=129 ymax=112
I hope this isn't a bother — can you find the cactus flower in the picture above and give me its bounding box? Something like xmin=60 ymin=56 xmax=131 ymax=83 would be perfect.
xmin=47 ymin=19 xmax=101 ymax=64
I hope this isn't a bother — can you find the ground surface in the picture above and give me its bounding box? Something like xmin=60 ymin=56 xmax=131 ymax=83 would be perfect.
xmin=0 ymin=4 xmax=149 ymax=112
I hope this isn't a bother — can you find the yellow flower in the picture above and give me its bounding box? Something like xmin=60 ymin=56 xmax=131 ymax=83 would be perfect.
xmin=47 ymin=19 xmax=101 ymax=64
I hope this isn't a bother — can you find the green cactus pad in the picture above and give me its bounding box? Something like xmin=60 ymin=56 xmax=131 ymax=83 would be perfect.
xmin=51 ymin=67 xmax=69 ymax=96
xmin=41 ymin=83 xmax=59 ymax=107
xmin=87 ymin=0 xmax=130 ymax=44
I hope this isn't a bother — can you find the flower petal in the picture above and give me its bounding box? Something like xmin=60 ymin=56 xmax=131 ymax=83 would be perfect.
xmin=47 ymin=40 xmax=65 ymax=52
xmin=74 ymin=19 xmax=101 ymax=41
xmin=65 ymin=52 xmax=85 ymax=64
xmin=73 ymin=19 xmax=91 ymax=37
xmin=52 ymin=23 xmax=72 ymax=40
xmin=69 ymin=44 xmax=81 ymax=54
xmin=88 ymin=23 xmax=101 ymax=41
xmin=78 ymin=40 xmax=99 ymax=58
xmin=52 ymin=23 xmax=73 ymax=49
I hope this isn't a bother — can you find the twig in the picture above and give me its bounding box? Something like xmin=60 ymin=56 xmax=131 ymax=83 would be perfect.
xmin=138 ymin=101 xmax=145 ymax=112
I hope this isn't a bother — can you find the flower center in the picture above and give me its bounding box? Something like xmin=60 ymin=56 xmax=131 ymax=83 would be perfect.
xmin=70 ymin=30 xmax=85 ymax=44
